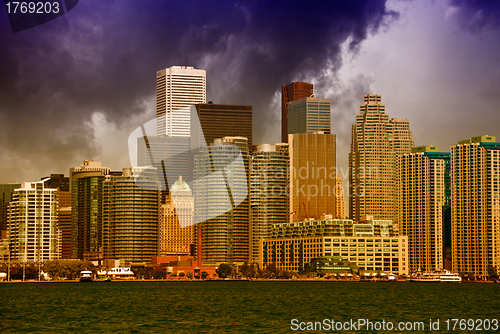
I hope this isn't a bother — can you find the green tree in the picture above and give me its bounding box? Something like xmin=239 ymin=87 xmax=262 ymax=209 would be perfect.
xmin=217 ymin=263 xmax=232 ymax=278
xmin=186 ymin=271 xmax=193 ymax=279
xmin=43 ymin=260 xmax=96 ymax=280
xmin=201 ymin=271 xmax=209 ymax=280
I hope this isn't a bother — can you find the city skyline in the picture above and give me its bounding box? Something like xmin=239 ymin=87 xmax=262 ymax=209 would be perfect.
xmin=0 ymin=0 xmax=499 ymax=183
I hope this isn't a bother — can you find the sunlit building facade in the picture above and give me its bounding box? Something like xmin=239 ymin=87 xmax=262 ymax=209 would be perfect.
xmin=250 ymin=143 xmax=289 ymax=262
xmin=451 ymin=135 xmax=500 ymax=278
xmin=288 ymin=97 xmax=331 ymax=135
xmin=8 ymin=180 xmax=59 ymax=262
xmin=349 ymin=94 xmax=413 ymax=222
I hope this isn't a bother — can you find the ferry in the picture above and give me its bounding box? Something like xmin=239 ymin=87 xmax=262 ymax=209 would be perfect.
xmin=106 ymin=267 xmax=135 ymax=280
xmin=410 ymin=270 xmax=461 ymax=283
xmin=79 ymin=270 xmax=93 ymax=282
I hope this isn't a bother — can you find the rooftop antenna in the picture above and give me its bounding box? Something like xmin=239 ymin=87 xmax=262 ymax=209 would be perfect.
xmin=368 ymin=72 xmax=376 ymax=94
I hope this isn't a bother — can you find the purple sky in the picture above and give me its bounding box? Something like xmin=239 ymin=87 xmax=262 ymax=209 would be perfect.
xmin=0 ymin=0 xmax=499 ymax=183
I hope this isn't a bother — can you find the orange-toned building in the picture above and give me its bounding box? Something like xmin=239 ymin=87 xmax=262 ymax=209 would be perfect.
xmin=152 ymin=256 xmax=217 ymax=278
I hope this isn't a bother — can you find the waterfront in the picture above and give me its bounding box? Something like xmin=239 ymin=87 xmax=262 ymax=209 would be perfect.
xmin=1 ymin=281 xmax=499 ymax=333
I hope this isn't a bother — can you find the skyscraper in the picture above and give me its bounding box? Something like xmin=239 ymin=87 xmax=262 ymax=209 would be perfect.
xmin=8 ymin=180 xmax=58 ymax=262
xmin=0 ymin=183 xmax=21 ymax=232
xmin=399 ymin=146 xmax=450 ymax=272
xmin=159 ymin=176 xmax=194 ymax=256
xmin=349 ymin=94 xmax=413 ymax=222
xmin=70 ymin=160 xmax=110 ymax=260
xmin=281 ymin=82 xmax=314 ymax=143
xmin=194 ymin=137 xmax=250 ymax=264
xmin=156 ymin=66 xmax=206 ymax=136
xmin=250 ymin=143 xmax=289 ymax=262
xmin=451 ymin=135 xmax=500 ymax=279
xmin=102 ymin=167 xmax=160 ymax=265
xmin=288 ymin=97 xmax=331 ymax=135
xmin=191 ymin=103 xmax=253 ymax=151
xmin=289 ymin=132 xmax=337 ymax=222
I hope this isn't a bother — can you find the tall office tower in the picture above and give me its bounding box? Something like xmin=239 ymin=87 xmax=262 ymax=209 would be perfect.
xmin=42 ymin=174 xmax=72 ymax=259
xmin=250 ymin=143 xmax=289 ymax=262
xmin=451 ymin=135 xmax=500 ymax=279
xmin=0 ymin=184 xmax=21 ymax=232
xmin=159 ymin=176 xmax=194 ymax=255
xmin=349 ymin=94 xmax=413 ymax=222
xmin=69 ymin=160 xmax=110 ymax=260
xmin=156 ymin=66 xmax=206 ymax=136
xmin=8 ymin=180 xmax=58 ymax=262
xmin=102 ymin=167 xmax=160 ymax=265
xmin=194 ymin=137 xmax=250 ymax=264
xmin=289 ymin=132 xmax=337 ymax=222
xmin=191 ymin=103 xmax=253 ymax=151
xmin=399 ymin=146 xmax=450 ymax=272
xmin=335 ymin=174 xmax=346 ymax=219
xmin=281 ymin=82 xmax=314 ymax=143
xmin=288 ymin=97 xmax=331 ymax=135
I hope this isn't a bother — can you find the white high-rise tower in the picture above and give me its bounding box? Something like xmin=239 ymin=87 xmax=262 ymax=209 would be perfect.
xmin=156 ymin=66 xmax=206 ymax=136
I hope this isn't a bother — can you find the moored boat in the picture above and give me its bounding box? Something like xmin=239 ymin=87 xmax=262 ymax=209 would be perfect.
xmin=79 ymin=270 xmax=93 ymax=282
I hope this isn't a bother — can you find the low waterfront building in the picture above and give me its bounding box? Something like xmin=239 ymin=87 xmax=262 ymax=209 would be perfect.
xmin=260 ymin=218 xmax=408 ymax=275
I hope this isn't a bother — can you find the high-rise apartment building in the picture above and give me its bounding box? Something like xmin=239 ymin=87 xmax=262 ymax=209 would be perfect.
xmin=8 ymin=180 xmax=59 ymax=262
xmin=349 ymin=94 xmax=413 ymax=222
xmin=250 ymin=143 xmax=289 ymax=262
xmin=160 ymin=176 xmax=194 ymax=255
xmin=70 ymin=160 xmax=110 ymax=260
xmin=399 ymin=146 xmax=450 ymax=272
xmin=43 ymin=174 xmax=72 ymax=259
xmin=289 ymin=132 xmax=337 ymax=222
xmin=191 ymin=103 xmax=253 ymax=151
xmin=281 ymin=82 xmax=314 ymax=143
xmin=156 ymin=66 xmax=206 ymax=136
xmin=194 ymin=137 xmax=250 ymax=264
xmin=451 ymin=135 xmax=500 ymax=278
xmin=102 ymin=167 xmax=160 ymax=265
xmin=288 ymin=97 xmax=331 ymax=135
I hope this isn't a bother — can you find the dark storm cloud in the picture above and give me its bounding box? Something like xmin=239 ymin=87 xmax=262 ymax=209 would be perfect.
xmin=0 ymin=0 xmax=398 ymax=182
xmin=447 ymin=0 xmax=500 ymax=33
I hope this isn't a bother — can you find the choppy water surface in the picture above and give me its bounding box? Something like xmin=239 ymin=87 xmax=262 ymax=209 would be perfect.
xmin=1 ymin=281 xmax=499 ymax=333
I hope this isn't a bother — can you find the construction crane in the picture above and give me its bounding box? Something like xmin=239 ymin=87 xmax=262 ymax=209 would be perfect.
xmin=302 ymin=202 xmax=309 ymax=219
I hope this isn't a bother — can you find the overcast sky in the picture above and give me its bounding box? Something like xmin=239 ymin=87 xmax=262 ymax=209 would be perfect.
xmin=0 ymin=0 xmax=499 ymax=183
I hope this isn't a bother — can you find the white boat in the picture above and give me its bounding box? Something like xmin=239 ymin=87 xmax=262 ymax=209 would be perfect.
xmin=437 ymin=270 xmax=462 ymax=283
xmin=0 ymin=272 xmax=7 ymax=281
xmin=106 ymin=267 xmax=135 ymax=280
xmin=79 ymin=270 xmax=93 ymax=282
xmin=410 ymin=270 xmax=461 ymax=283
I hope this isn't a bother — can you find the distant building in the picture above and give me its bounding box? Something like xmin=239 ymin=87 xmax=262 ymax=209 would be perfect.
xmin=260 ymin=218 xmax=407 ymax=275
xmin=194 ymin=137 xmax=250 ymax=264
xmin=0 ymin=183 xmax=21 ymax=232
xmin=250 ymin=143 xmax=289 ymax=262
xmin=191 ymin=103 xmax=253 ymax=151
xmin=160 ymin=176 xmax=194 ymax=256
xmin=451 ymin=135 xmax=500 ymax=278
xmin=349 ymin=94 xmax=414 ymax=222
xmin=156 ymin=66 xmax=206 ymax=136
xmin=288 ymin=97 xmax=331 ymax=135
xmin=43 ymin=174 xmax=69 ymax=192
xmin=8 ymin=180 xmax=59 ymax=262
xmin=399 ymin=146 xmax=450 ymax=272
xmin=289 ymin=132 xmax=337 ymax=222
xmin=102 ymin=167 xmax=160 ymax=266
xmin=281 ymin=82 xmax=314 ymax=143
xmin=70 ymin=160 xmax=110 ymax=260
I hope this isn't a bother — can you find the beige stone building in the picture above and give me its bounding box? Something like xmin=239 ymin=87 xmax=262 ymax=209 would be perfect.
xmin=160 ymin=176 xmax=194 ymax=256
xmin=349 ymin=94 xmax=413 ymax=223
